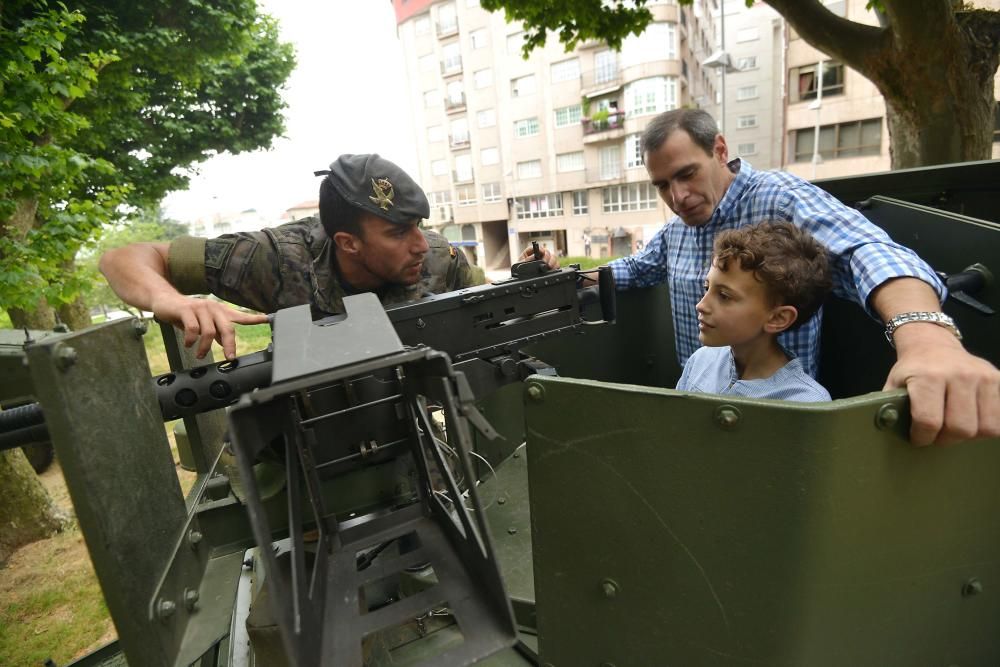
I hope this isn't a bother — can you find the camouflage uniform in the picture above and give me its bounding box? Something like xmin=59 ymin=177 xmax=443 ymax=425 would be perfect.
xmin=167 ymin=215 xmax=480 ymax=316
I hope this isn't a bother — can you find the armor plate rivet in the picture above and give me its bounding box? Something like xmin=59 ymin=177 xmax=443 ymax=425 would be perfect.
xmin=875 ymin=404 xmax=899 ymax=429
xmin=714 ymin=405 xmax=741 ymax=429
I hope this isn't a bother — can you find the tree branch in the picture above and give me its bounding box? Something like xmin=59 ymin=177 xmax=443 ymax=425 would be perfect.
xmin=882 ymin=0 xmax=957 ymax=50
xmin=763 ymin=0 xmax=887 ymax=75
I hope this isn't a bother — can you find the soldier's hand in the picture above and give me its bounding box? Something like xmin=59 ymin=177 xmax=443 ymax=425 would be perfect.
xmin=150 ymin=292 xmax=268 ymax=361
xmin=518 ymin=245 xmax=559 ymax=270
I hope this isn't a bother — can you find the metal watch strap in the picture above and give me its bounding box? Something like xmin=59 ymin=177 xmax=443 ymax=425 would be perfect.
xmin=884 ymin=311 xmax=962 ymax=347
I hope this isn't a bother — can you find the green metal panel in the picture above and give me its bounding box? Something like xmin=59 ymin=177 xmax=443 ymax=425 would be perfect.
xmin=526 ymin=378 xmax=1000 ymax=666
xmin=25 ymin=319 xmax=188 ymax=666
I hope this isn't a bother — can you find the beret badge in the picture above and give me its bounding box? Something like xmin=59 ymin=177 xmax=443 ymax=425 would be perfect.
xmin=369 ymin=177 xmax=395 ymax=211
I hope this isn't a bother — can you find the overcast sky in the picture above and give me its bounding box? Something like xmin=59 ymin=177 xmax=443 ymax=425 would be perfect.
xmin=162 ymin=0 xmax=419 ymax=222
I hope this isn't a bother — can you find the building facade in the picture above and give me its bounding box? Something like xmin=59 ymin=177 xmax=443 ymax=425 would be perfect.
xmin=393 ymin=0 xmax=722 ymax=268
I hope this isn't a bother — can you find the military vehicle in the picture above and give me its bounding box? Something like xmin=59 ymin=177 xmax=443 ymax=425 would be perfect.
xmin=1 ymin=160 xmax=998 ymax=666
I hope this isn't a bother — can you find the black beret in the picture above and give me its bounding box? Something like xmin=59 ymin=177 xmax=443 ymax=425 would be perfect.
xmin=315 ymin=154 xmax=430 ymax=224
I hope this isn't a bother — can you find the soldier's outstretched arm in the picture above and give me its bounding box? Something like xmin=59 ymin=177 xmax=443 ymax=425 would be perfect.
xmin=99 ymin=242 xmax=267 ymax=360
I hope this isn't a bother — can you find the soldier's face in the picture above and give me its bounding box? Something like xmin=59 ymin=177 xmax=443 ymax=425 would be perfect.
xmin=356 ymin=215 xmax=429 ymax=285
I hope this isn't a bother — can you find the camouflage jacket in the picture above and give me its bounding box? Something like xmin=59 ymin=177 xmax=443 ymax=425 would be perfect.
xmin=168 ymin=216 xmax=480 ymax=318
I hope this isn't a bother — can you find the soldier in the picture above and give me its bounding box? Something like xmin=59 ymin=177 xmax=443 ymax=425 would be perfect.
xmin=100 ymin=154 xmax=481 ymax=360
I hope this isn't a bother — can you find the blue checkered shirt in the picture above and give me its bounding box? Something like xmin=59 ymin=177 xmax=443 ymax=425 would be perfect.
xmin=677 ymin=346 xmax=831 ymax=402
xmin=610 ymin=159 xmax=945 ymax=377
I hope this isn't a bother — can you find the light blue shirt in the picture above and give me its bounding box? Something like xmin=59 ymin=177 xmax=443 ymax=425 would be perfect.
xmin=609 ymin=159 xmax=945 ymax=377
xmin=677 ymin=346 xmax=831 ymax=402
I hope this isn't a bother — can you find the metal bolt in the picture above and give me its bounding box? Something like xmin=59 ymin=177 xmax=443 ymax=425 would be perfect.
xmin=416 ymin=318 xmax=427 ymax=329
xmin=962 ymin=577 xmax=983 ymax=597
xmin=526 ymin=383 xmax=544 ymax=402
xmin=187 ymin=528 xmax=203 ymax=548
xmin=714 ymin=405 xmax=741 ymax=430
xmin=156 ymin=598 xmax=176 ymax=620
xmin=132 ymin=318 xmax=148 ymax=338
xmin=507 ymin=527 xmax=518 ymax=535
xmin=497 ymin=496 xmax=507 ymax=505
xmin=601 ymin=579 xmax=619 ymax=599
xmin=600 ymin=663 xmax=617 ymax=667
xmin=183 ymin=588 xmax=200 ymax=611
xmin=875 ymin=404 xmax=899 ymax=430
xmin=54 ymin=344 xmax=77 ymax=371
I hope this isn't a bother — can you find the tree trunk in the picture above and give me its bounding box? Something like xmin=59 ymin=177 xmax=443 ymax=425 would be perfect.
xmin=57 ymin=295 xmax=91 ymax=331
xmin=7 ymin=302 xmax=57 ymax=330
xmin=0 ymin=449 xmax=68 ymax=566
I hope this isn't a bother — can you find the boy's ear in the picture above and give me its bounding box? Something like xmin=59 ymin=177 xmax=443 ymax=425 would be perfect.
xmin=765 ymin=305 xmax=798 ymax=334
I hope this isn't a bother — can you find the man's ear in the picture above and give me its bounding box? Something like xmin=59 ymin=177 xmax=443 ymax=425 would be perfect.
xmin=333 ymin=231 xmax=362 ymax=255
xmin=765 ymin=305 xmax=798 ymax=334
xmin=713 ymin=133 xmax=729 ymax=164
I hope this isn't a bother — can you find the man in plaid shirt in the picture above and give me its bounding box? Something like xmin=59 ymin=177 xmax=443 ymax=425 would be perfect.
xmin=529 ymin=108 xmax=999 ymax=447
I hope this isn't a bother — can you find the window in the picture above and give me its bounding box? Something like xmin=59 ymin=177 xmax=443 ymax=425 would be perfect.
xmin=424 ymin=90 xmax=440 ymax=108
xmin=790 ymin=118 xmax=882 ymax=162
xmin=419 ymin=53 xmax=436 ymax=72
xmin=477 ymin=108 xmax=496 ymax=128
xmin=736 ymin=85 xmax=758 ymax=101
xmin=441 ymin=42 xmax=462 ymax=73
xmin=507 ymin=31 xmax=525 ymax=55
xmin=594 ymin=50 xmax=618 ymax=84
xmin=790 ymin=61 xmax=845 ymax=103
xmin=624 ymin=77 xmax=678 ymax=118
xmin=994 ymin=101 xmax=1000 ymax=143
xmin=482 ymin=182 xmax=502 ymax=202
xmin=599 ymin=145 xmax=621 ymax=180
xmin=474 ymin=68 xmax=493 ymax=89
xmin=450 ymin=118 xmax=469 ymax=146
xmin=429 ymin=190 xmax=452 ymax=205
xmin=737 ymin=55 xmax=758 ymax=70
xmin=737 ymin=142 xmax=758 ymax=156
xmin=555 ymin=104 xmax=583 ymax=128
xmin=556 ymin=151 xmax=584 ymax=172
xmin=446 ymin=80 xmax=465 ymax=108
xmin=602 ymin=183 xmax=658 ymax=212
xmin=454 ymin=154 xmax=473 ymax=182
xmin=735 ymin=27 xmax=759 ymax=42
xmin=415 ymin=15 xmax=430 ymax=35
xmin=514 ymin=117 xmax=540 ymax=138
xmin=572 ymin=190 xmax=589 ymax=215
xmin=551 ymin=58 xmax=580 ymax=83
xmin=481 ymin=147 xmax=499 ymax=165
xmin=737 ymin=114 xmax=758 ymax=129
xmin=470 ymin=28 xmax=488 ymax=49
xmin=431 ymin=159 xmax=448 ymax=176
xmin=517 ymin=159 xmax=542 ymax=179
xmin=427 ymin=125 xmax=444 ymax=142
xmin=620 ymin=22 xmax=677 ymax=67
xmin=511 ymin=74 xmax=536 ymax=97
xmin=625 ymin=134 xmax=643 ymax=169
xmin=515 ymin=194 xmax=563 ymax=219
xmin=437 ymin=2 xmax=457 ymax=33
xmin=456 ymin=184 xmax=477 ymax=206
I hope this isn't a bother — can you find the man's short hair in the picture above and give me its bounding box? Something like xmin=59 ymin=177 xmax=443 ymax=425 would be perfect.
xmin=319 ymin=177 xmax=365 ymax=239
xmin=713 ymin=221 xmax=832 ymax=331
xmin=640 ymin=108 xmax=719 ymax=160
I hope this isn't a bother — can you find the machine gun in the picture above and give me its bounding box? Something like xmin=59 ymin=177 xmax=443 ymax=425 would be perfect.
xmin=0 ymin=260 xmax=616 ymax=667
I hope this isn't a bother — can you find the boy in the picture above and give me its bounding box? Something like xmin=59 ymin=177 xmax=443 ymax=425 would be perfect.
xmin=676 ymin=221 xmax=832 ymax=402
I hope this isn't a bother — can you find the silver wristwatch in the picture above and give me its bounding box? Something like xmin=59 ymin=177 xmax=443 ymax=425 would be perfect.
xmin=884 ymin=311 xmax=962 ymax=347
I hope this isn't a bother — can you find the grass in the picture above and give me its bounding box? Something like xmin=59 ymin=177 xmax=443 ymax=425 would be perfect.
xmin=561 ymin=255 xmax=622 ymax=271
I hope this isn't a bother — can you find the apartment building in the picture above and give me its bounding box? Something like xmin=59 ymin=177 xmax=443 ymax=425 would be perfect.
xmin=718 ymin=0 xmax=783 ymax=169
xmin=392 ymin=0 xmax=722 ymax=268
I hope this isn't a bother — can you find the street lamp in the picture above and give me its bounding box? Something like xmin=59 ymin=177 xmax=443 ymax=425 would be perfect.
xmin=701 ymin=3 xmax=740 ymax=134
xmin=809 ymin=60 xmax=825 ymax=179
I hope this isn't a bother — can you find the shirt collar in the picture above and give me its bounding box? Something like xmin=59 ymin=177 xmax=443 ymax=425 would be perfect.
xmin=705 ymin=158 xmax=753 ymax=230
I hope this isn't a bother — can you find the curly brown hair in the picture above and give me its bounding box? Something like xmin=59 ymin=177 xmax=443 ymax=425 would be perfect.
xmin=713 ymin=221 xmax=832 ymax=331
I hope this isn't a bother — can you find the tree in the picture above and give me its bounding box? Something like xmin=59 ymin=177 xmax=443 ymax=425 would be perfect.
xmin=482 ymin=0 xmax=1000 ymax=169
xmin=0 ymin=0 xmax=295 ymax=331
xmin=0 ymin=449 xmax=68 ymax=566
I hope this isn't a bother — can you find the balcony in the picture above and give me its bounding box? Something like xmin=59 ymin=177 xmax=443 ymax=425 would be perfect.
xmin=440 ymin=57 xmax=463 ymax=77
xmin=449 ymin=134 xmax=470 ymax=150
xmin=581 ymin=68 xmax=623 ymax=97
xmin=436 ymin=20 xmax=458 ymax=38
xmin=445 ymin=94 xmax=466 ymax=113
xmin=582 ymin=110 xmax=627 ymax=136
